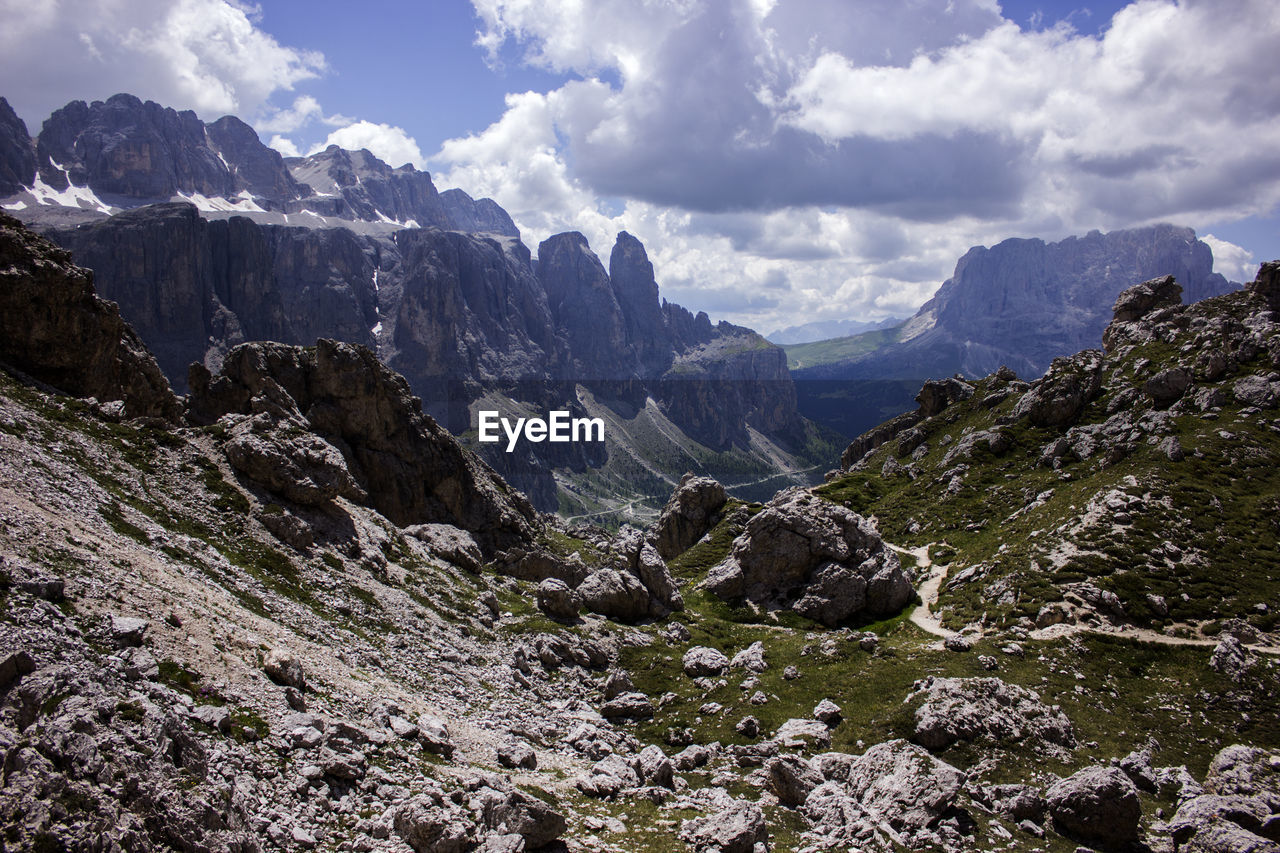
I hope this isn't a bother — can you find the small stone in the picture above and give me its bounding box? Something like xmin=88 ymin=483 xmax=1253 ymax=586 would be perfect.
xmin=814 ymin=699 xmax=843 ymax=727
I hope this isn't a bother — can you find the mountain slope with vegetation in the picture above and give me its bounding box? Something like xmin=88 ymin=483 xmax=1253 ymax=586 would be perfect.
xmin=3 ymin=209 xmax=1280 ymax=853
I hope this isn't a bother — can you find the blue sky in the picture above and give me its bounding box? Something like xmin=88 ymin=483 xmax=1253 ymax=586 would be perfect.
xmin=2 ymin=0 xmax=1278 ymax=330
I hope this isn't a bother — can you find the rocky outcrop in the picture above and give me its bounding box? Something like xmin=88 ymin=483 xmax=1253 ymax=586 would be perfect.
xmin=439 ymin=188 xmax=520 ymax=238
xmin=1010 ymin=349 xmax=1104 ymax=427
xmin=539 ymin=231 xmax=634 ymax=380
xmin=705 ymin=488 xmax=912 ymax=626
xmin=0 ymin=97 xmax=35 ymax=196
xmin=906 ymin=676 xmax=1075 ymax=753
xmin=651 ymin=473 xmax=728 ymax=560
xmin=0 ymin=212 xmax=179 ymax=421
xmin=802 ymin=739 xmax=966 ymax=850
xmin=188 ymin=339 xmax=538 ymax=552
xmin=285 ymin=145 xmax=451 ymax=227
xmin=50 ymin=203 xmax=378 ymax=388
xmin=679 ymin=799 xmax=768 ymax=853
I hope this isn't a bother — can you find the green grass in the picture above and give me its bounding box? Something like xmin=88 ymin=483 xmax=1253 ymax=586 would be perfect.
xmin=782 ymin=325 xmax=904 ymax=370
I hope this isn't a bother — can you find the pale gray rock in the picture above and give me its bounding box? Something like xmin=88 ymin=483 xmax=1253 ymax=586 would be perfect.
xmin=813 ymin=699 xmax=842 ymax=727
xmin=683 ymin=646 xmax=730 ymax=677
xmin=637 ymin=744 xmax=675 ymax=788
xmin=652 ymin=473 xmax=727 ymax=560
xmin=535 ymin=578 xmax=582 ymax=621
xmin=263 ymin=647 xmax=306 ymax=691
xmin=600 ymin=692 xmax=654 ymax=721
xmin=578 ymin=568 xmax=651 ymax=623
xmin=636 ymin=542 xmax=684 ymax=613
xmin=907 ymin=676 xmax=1074 ymax=752
xmin=417 ymin=715 xmax=455 ymax=758
xmin=110 ymin=615 xmax=149 ymax=648
xmin=679 ymin=799 xmax=768 ymax=853
xmin=768 ymin=754 xmax=823 ymax=806
xmin=730 ymin=641 xmax=768 ymax=673
xmin=705 ymin=487 xmax=911 ymax=626
xmin=404 ymin=523 xmax=482 ymax=571
xmin=1046 ymin=766 xmax=1141 ymax=848
xmin=496 ymin=741 xmax=537 ymax=770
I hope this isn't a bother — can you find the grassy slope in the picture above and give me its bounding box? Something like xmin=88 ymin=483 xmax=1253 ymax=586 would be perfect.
xmin=781 ymin=325 xmax=903 ymax=371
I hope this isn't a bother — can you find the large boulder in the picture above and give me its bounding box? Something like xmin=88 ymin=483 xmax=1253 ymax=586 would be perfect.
xmin=535 ymin=578 xmax=582 ymax=621
xmin=652 ymin=474 xmax=727 ymax=560
xmin=679 ymin=799 xmax=768 ymax=853
xmin=1046 ymin=766 xmax=1141 ymax=849
xmin=802 ymin=739 xmax=964 ymax=848
xmin=704 ymin=488 xmax=912 ymax=626
xmin=0 ymin=212 xmax=180 ymax=422
xmin=683 ymin=646 xmax=730 ymax=677
xmin=224 ymin=414 xmax=366 ymax=506
xmin=907 ymin=676 xmax=1074 ymax=753
xmin=578 ymin=568 xmax=651 ymax=623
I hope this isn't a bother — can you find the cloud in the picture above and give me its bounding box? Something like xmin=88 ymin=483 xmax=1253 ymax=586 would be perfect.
xmin=0 ymin=0 xmax=324 ymax=127
xmin=268 ymin=134 xmax=302 ymax=158
xmin=314 ymin=121 xmax=426 ymax=169
xmin=434 ymin=0 xmax=1280 ymax=333
xmin=1201 ymin=234 xmax=1256 ymax=283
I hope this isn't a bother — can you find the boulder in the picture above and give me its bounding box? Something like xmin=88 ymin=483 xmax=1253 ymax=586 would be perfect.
xmin=110 ymin=615 xmax=150 ymax=648
xmin=637 ymin=744 xmax=675 ymax=788
xmin=652 ymin=473 xmax=728 ymax=560
xmin=578 ymin=568 xmax=651 ymax=623
xmin=1011 ymin=349 xmax=1104 ymax=427
xmin=907 ymin=676 xmax=1074 ymax=752
xmin=417 ymin=715 xmax=455 ymax=758
xmin=496 ymin=741 xmax=537 ymax=770
xmin=813 ymin=699 xmax=842 ymax=727
xmin=394 ymin=793 xmax=474 ymax=853
xmin=404 ymin=523 xmax=483 ymax=571
xmin=916 ymin=377 xmax=975 ymax=417
xmin=683 ymin=646 xmax=730 ymax=677
xmin=679 ymin=800 xmax=768 ymax=853
xmin=636 ymin=542 xmax=684 ymax=613
xmin=599 ymin=692 xmax=654 ymax=721
xmin=263 ymin=647 xmax=306 ymax=690
xmin=535 ymin=578 xmax=582 ymax=622
xmin=1111 ymin=274 xmax=1183 ymax=324
xmin=475 ymin=787 xmax=566 ymax=849
xmin=1046 ymin=766 xmax=1141 ymax=849
xmin=704 ymin=488 xmax=911 ymax=626
xmin=730 ymin=641 xmax=768 ymax=673
xmin=768 ymin=754 xmax=823 ymax=806
xmin=802 ymin=739 xmax=964 ymax=847
xmin=1143 ymin=366 xmax=1193 ymax=407
xmin=225 ymin=415 xmax=367 ymax=507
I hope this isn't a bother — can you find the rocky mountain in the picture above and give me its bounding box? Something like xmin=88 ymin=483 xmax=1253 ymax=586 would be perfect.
xmin=791 ymin=225 xmax=1238 ymax=438
xmin=0 ymin=92 xmax=824 ymax=515
xmin=3 ymin=208 xmax=1279 ymax=853
xmin=0 ymin=93 xmax=513 ymax=237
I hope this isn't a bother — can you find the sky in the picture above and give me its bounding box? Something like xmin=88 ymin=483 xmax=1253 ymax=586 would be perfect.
xmin=2 ymin=0 xmax=1278 ymax=333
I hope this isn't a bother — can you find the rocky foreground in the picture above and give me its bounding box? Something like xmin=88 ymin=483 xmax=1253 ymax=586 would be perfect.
xmin=1 ymin=211 xmax=1280 ymax=852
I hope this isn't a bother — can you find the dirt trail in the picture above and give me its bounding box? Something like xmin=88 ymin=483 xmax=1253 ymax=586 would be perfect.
xmin=887 ymin=541 xmax=1280 ymax=656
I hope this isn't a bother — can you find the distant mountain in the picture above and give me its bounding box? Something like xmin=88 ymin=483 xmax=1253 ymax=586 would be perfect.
xmin=1 ymin=93 xmax=826 ymax=515
xmin=0 ymin=93 xmax=512 ymax=237
xmin=766 ymin=315 xmax=903 ymax=345
xmin=791 ymin=225 xmax=1240 ymax=438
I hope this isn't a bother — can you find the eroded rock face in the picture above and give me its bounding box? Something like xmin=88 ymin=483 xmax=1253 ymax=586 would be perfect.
xmin=188 ymin=339 xmax=537 ymax=553
xmin=705 ymin=488 xmax=912 ymax=626
xmin=1011 ymin=349 xmax=1104 ymax=427
xmin=652 ymin=473 xmax=728 ymax=560
xmin=0 ymin=212 xmax=180 ymax=421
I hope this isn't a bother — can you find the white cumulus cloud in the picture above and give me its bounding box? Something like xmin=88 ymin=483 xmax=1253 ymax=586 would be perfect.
xmin=434 ymin=0 xmax=1280 ymax=332
xmin=314 ymin=121 xmax=426 ymax=169
xmin=0 ymin=0 xmax=324 ymax=126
